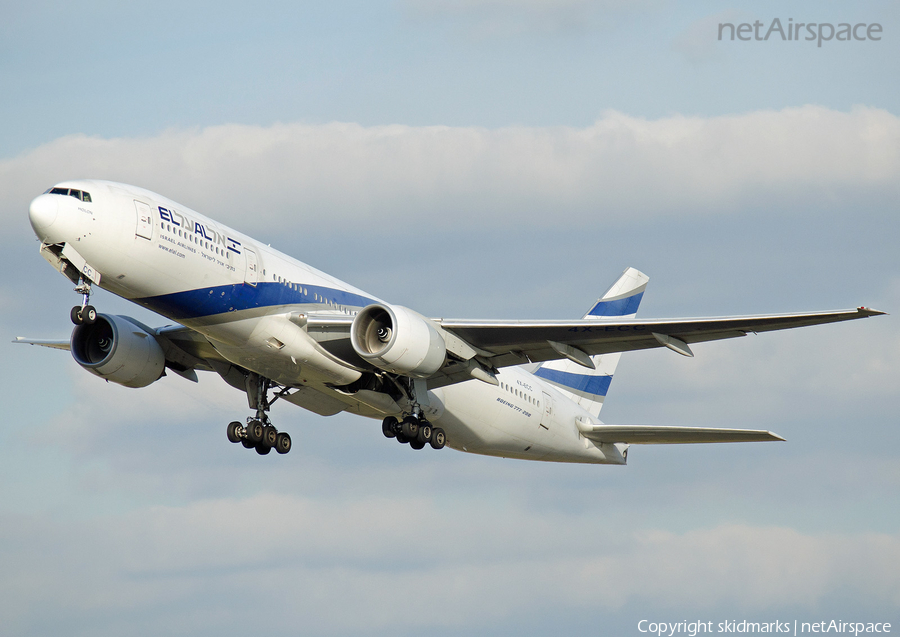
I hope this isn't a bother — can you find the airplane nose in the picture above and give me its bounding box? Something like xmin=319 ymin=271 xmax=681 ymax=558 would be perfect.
xmin=29 ymin=194 xmax=59 ymax=240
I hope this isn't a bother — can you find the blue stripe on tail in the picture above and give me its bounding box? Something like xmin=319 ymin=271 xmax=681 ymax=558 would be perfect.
xmin=587 ymin=292 xmax=644 ymax=317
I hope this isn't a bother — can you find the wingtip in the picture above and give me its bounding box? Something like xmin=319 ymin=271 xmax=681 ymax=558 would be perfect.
xmin=858 ymin=306 xmax=888 ymax=317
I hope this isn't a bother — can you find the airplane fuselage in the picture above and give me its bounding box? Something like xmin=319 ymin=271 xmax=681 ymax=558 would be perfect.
xmin=28 ymin=180 xmax=623 ymax=464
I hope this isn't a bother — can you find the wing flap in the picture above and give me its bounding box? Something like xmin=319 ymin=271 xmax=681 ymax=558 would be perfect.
xmin=584 ymin=425 xmax=785 ymax=444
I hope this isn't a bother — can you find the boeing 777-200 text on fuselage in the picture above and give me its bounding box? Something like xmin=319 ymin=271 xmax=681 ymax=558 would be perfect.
xmin=17 ymin=180 xmax=885 ymax=464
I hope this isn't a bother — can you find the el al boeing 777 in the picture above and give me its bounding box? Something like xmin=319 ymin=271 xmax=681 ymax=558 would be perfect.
xmin=18 ymin=180 xmax=884 ymax=464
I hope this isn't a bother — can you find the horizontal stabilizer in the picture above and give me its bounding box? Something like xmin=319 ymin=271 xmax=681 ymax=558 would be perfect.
xmin=583 ymin=425 xmax=785 ymax=444
xmin=13 ymin=337 xmax=70 ymax=350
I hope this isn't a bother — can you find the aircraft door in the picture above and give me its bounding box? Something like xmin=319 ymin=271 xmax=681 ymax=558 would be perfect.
xmin=540 ymin=392 xmax=553 ymax=430
xmin=244 ymin=248 xmax=259 ymax=286
xmin=134 ymin=201 xmax=153 ymax=240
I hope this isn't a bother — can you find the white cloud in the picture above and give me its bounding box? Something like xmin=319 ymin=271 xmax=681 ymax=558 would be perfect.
xmin=2 ymin=106 xmax=897 ymax=239
xmin=1 ymin=493 xmax=897 ymax=635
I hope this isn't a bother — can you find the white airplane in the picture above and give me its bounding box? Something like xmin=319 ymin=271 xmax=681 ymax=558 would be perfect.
xmin=18 ymin=180 xmax=884 ymax=464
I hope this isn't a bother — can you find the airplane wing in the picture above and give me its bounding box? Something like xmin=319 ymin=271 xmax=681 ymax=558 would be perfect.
xmin=436 ymin=307 xmax=884 ymax=369
xmin=12 ymin=337 xmax=70 ymax=350
xmin=582 ymin=425 xmax=784 ymax=444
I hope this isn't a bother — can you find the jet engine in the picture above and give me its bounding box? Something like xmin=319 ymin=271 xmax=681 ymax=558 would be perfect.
xmin=350 ymin=304 xmax=446 ymax=378
xmin=71 ymin=314 xmax=166 ymax=388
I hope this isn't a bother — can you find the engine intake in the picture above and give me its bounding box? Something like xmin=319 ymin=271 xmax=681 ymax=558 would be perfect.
xmin=351 ymin=304 xmax=446 ymax=378
xmin=71 ymin=314 xmax=166 ymax=388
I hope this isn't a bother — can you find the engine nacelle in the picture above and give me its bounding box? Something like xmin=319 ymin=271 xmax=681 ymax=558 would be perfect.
xmin=350 ymin=304 xmax=446 ymax=378
xmin=71 ymin=314 xmax=166 ymax=388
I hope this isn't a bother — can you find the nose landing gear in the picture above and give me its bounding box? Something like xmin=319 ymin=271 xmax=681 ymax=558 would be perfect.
xmin=70 ymin=278 xmax=97 ymax=325
xmin=225 ymin=374 xmax=292 ymax=456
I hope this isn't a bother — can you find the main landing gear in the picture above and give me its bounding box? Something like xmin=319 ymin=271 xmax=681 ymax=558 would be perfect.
xmin=381 ymin=414 xmax=446 ymax=451
xmin=227 ymin=418 xmax=291 ymax=455
xmin=226 ymin=374 xmax=292 ymax=456
xmin=70 ymin=278 xmax=97 ymax=325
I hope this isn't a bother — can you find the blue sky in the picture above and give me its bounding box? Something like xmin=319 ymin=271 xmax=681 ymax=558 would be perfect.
xmin=2 ymin=1 xmax=899 ymax=636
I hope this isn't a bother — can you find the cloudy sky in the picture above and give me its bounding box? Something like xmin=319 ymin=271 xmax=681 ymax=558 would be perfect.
xmin=2 ymin=1 xmax=898 ymax=635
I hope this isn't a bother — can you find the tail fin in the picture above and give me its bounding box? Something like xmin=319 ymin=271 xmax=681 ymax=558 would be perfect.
xmin=533 ymin=267 xmax=649 ymax=417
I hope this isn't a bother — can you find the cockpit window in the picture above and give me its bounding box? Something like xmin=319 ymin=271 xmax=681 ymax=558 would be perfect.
xmin=46 ymin=187 xmax=91 ymax=202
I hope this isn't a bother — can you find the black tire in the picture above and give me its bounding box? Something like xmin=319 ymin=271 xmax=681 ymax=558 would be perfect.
xmin=409 ymin=439 xmax=426 ymax=450
xmin=262 ymin=425 xmax=278 ymax=447
xmin=255 ymin=444 xmax=272 ymax=455
xmin=430 ymin=428 xmax=446 ymax=450
xmin=70 ymin=306 xmax=83 ymax=325
xmin=245 ymin=420 xmax=264 ymax=443
xmin=226 ymin=421 xmax=243 ymax=443
xmin=275 ymin=432 xmax=292 ymax=454
xmin=396 ymin=433 xmax=410 ymax=444
xmin=416 ymin=423 xmax=433 ymax=444
xmin=381 ymin=416 xmax=398 ymax=439
xmin=401 ymin=416 xmax=419 ymax=439
xmin=82 ymin=305 xmax=97 ymax=325
xmin=241 ymin=439 xmax=255 ymax=449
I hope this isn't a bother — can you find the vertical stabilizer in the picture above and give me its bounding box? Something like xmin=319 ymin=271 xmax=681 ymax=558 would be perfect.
xmin=533 ymin=267 xmax=648 ymax=417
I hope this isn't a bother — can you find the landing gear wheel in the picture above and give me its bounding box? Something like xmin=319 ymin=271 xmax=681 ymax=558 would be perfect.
xmin=70 ymin=306 xmax=83 ymax=325
xmin=82 ymin=305 xmax=97 ymax=325
xmin=262 ymin=425 xmax=278 ymax=447
xmin=416 ymin=423 xmax=433 ymax=444
xmin=409 ymin=439 xmax=426 ymax=450
xmin=401 ymin=416 xmax=419 ymax=439
xmin=275 ymin=432 xmax=292 ymax=454
xmin=430 ymin=428 xmax=446 ymax=450
xmin=396 ymin=433 xmax=410 ymax=444
xmin=226 ymin=421 xmax=243 ymax=443
xmin=230 ymin=375 xmax=293 ymax=457
xmin=245 ymin=420 xmax=264 ymax=444
xmin=382 ymin=416 xmax=398 ymax=439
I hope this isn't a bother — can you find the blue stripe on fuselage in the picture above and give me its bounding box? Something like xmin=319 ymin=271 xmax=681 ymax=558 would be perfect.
xmin=136 ymin=282 xmax=377 ymax=320
xmin=533 ymin=368 xmax=612 ymax=397
xmin=587 ymin=292 xmax=643 ymax=317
